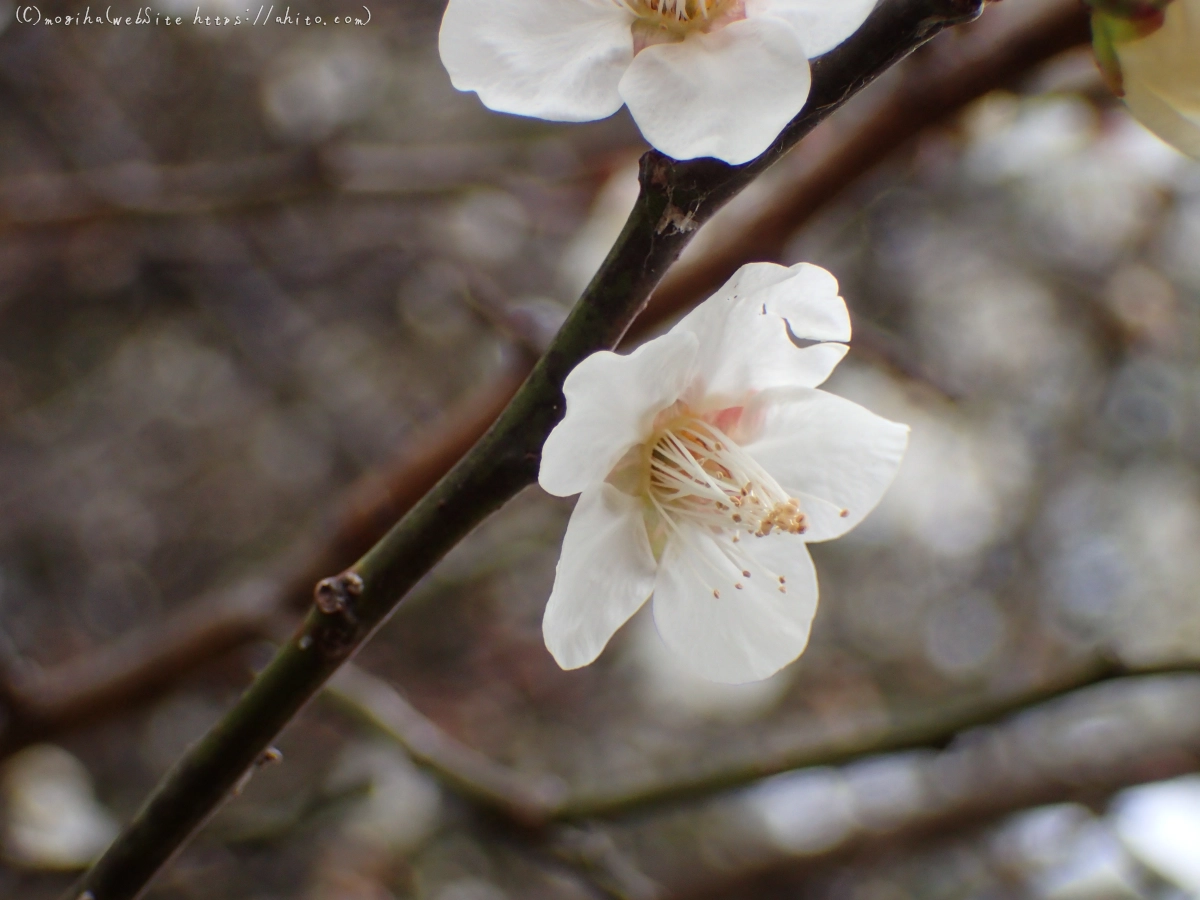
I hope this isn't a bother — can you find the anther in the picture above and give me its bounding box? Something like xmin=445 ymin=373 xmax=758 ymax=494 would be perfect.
xmin=742 ymin=570 xmax=750 ymax=578
xmin=735 ymin=583 xmax=744 ymax=590
xmin=713 ymin=589 xmax=720 ymax=599
xmin=839 ymin=508 xmax=850 ymax=518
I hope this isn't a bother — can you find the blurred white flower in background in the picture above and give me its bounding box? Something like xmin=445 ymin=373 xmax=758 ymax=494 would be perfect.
xmin=558 ymin=158 xmax=642 ymax=299
xmin=626 ymin=608 xmax=791 ymax=720
xmin=1112 ymin=775 xmax=1200 ymax=894
xmin=1091 ymin=0 xmax=1200 ymax=158
xmin=262 ymin=40 xmax=385 ymax=142
xmin=539 ymin=261 xmax=908 ymax=683
xmin=1 ymin=745 xmax=117 ymax=870
xmin=438 ymin=0 xmax=877 ymax=163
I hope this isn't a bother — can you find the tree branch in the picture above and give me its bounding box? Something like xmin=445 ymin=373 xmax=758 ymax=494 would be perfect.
xmin=64 ymin=3 xmax=988 ymax=897
xmin=324 ymin=663 xmax=569 ymax=828
xmin=328 ymin=652 xmax=1200 ymax=827
xmin=551 ymin=655 xmax=1194 ymax=819
xmin=644 ymin=674 xmax=1200 ymax=899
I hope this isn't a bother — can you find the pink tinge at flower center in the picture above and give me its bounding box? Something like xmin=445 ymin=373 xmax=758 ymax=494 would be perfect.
xmin=642 ymin=410 xmax=807 ymax=542
xmin=622 ymin=0 xmax=746 ymax=51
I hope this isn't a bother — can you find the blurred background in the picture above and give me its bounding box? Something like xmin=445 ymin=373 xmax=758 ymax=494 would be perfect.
xmin=3 ymin=0 xmax=1200 ymax=897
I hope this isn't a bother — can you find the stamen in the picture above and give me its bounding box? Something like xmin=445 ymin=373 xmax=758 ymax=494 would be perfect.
xmin=623 ymin=0 xmax=725 ymax=28
xmin=643 ymin=412 xmax=807 ymax=542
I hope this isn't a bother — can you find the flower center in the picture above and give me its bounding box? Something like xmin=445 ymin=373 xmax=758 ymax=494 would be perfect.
xmin=621 ymin=0 xmax=745 ymax=49
xmin=642 ymin=412 xmax=807 ymax=541
xmin=629 ymin=0 xmax=718 ymax=24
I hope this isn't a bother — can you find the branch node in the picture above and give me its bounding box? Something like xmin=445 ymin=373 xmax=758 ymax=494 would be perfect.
xmin=314 ymin=572 xmax=363 ymax=620
xmin=311 ymin=572 xmax=365 ymax=660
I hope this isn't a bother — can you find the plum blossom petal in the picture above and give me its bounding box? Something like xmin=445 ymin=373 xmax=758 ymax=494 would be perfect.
xmin=750 ymin=0 xmax=878 ymax=56
xmin=618 ymin=18 xmax=812 ymax=164
xmin=744 ymin=387 xmax=909 ymax=541
xmin=676 ymin=262 xmax=851 ymax=405
xmin=1123 ymin=78 xmax=1200 ymax=158
xmin=1114 ymin=0 xmax=1200 ymax=159
xmin=439 ymin=0 xmax=633 ymax=122
xmin=540 ymin=330 xmax=698 ymax=497
xmin=1089 ymin=0 xmax=1200 ymax=159
xmin=652 ymin=528 xmax=818 ymax=682
xmin=543 ymin=484 xmax=658 ymax=669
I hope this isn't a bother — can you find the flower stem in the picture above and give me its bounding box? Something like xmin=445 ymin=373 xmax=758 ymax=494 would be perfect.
xmin=66 ymin=2 xmax=985 ymax=897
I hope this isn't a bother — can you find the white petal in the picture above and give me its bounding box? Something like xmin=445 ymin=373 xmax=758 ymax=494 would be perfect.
xmin=439 ymin=0 xmax=633 ymax=122
xmin=750 ymin=0 xmax=877 ymax=57
xmin=675 ymin=262 xmax=851 ymax=404
xmin=652 ymin=528 xmax=818 ymax=683
xmin=744 ymin=387 xmax=908 ymax=541
xmin=539 ymin=329 xmax=698 ymax=497
xmin=543 ymin=484 xmax=657 ymax=669
xmin=1122 ymin=74 xmax=1200 ymax=161
xmin=1113 ymin=0 xmax=1200 ymax=159
xmin=618 ymin=18 xmax=812 ymax=164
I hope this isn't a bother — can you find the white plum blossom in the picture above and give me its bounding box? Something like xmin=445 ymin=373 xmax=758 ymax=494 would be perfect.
xmin=539 ymin=262 xmax=908 ymax=683
xmin=1093 ymin=0 xmax=1200 ymax=158
xmin=438 ymin=0 xmax=878 ymax=164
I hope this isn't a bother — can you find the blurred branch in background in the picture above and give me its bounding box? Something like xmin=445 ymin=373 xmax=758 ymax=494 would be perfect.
xmin=613 ymin=675 xmax=1200 ymax=899
xmin=329 ymin=660 xmax=1200 ymax=900
xmin=0 ymin=141 xmax=600 ymax=229
xmin=330 ymin=654 xmax=1200 ymax=824
xmin=0 ymin=0 xmax=1090 ymax=762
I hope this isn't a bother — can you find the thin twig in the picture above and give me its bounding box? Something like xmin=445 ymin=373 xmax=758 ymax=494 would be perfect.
xmin=549 ymin=655 xmax=1195 ymax=819
xmin=330 ymin=653 xmax=1200 ymax=826
xmin=644 ymin=675 xmax=1200 ymax=899
xmin=324 ymin=664 xmax=569 ymax=828
xmin=64 ymin=4 xmax=988 ymax=897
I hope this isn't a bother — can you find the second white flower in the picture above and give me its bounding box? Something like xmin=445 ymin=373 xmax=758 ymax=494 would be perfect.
xmin=438 ymin=0 xmax=878 ymax=164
